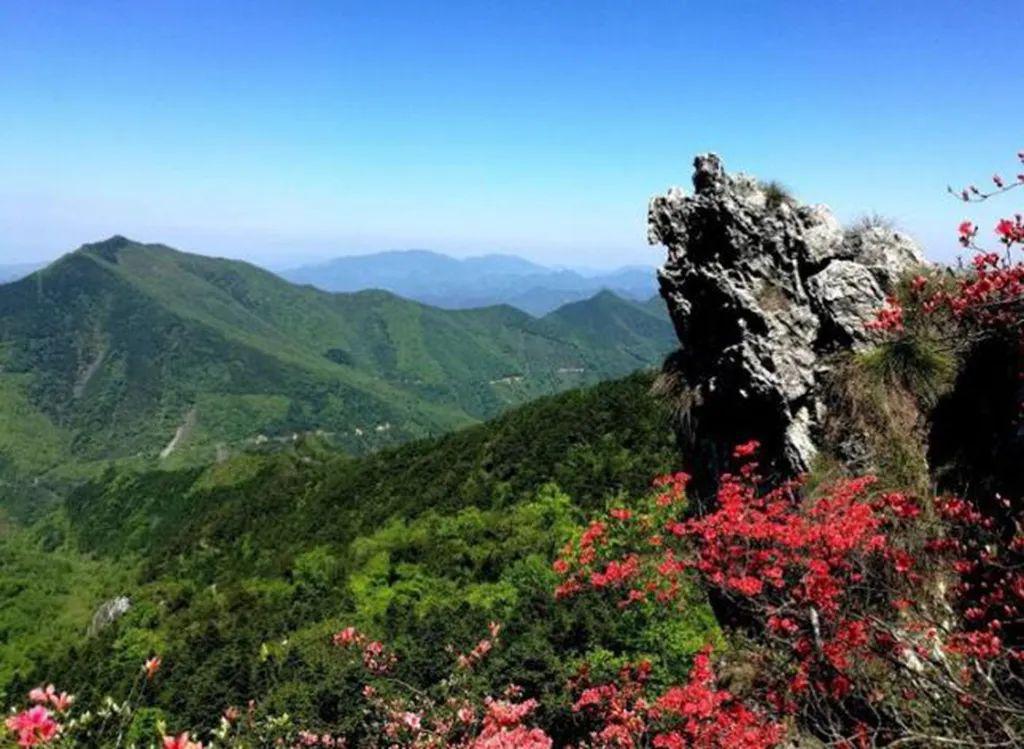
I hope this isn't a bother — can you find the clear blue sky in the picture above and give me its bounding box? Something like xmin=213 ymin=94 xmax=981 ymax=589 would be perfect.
xmin=1 ymin=1 xmax=1020 ymax=268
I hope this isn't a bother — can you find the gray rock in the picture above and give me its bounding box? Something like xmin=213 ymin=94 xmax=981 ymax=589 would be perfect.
xmin=802 ymin=206 xmax=846 ymax=266
xmin=88 ymin=595 xmax=131 ymax=635
xmin=845 ymin=225 xmax=925 ymax=289
xmin=806 ymin=260 xmax=886 ymax=346
xmin=649 ymin=155 xmax=924 ymax=497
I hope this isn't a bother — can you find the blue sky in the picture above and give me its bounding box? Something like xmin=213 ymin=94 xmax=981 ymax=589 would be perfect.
xmin=1 ymin=1 xmax=1020 ymax=268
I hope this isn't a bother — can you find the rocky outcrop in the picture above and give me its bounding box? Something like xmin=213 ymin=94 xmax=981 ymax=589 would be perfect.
xmin=88 ymin=596 xmax=131 ymax=636
xmin=649 ymin=154 xmax=924 ymax=498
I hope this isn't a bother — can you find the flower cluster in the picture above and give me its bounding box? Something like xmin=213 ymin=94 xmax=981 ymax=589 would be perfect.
xmin=553 ymin=442 xmax=1024 ymax=745
xmin=358 ymin=682 xmax=552 ymax=748
xmin=455 ymin=622 xmax=501 ymax=671
xmin=570 ymin=649 xmax=784 ymax=749
xmin=163 ymin=731 xmax=204 ymax=749
xmin=5 ymin=706 xmax=61 ymax=747
xmin=332 ymin=626 xmax=397 ymax=675
xmin=468 ymin=696 xmax=551 ymax=749
xmin=144 ymin=655 xmax=162 ymax=680
xmin=889 ymin=152 xmax=1024 ymax=339
xmin=3 ymin=684 xmax=75 ymax=747
xmin=26 ymin=686 xmax=73 ymax=714
xmin=331 ymin=623 xmax=554 ymax=748
xmin=293 ymin=730 xmax=347 ymax=747
xmin=866 ymin=296 xmax=904 ymax=333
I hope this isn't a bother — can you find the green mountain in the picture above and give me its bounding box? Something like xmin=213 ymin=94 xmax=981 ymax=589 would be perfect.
xmin=545 ymin=290 xmax=671 ymax=361
xmin=1 ymin=372 xmax=715 ymax=740
xmin=0 ymin=237 xmax=675 ymax=488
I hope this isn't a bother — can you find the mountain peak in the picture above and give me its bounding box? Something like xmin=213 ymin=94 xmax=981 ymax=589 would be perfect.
xmin=78 ymin=235 xmax=141 ymax=263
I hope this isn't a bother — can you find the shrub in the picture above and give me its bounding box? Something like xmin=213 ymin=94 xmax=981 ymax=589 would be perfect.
xmin=759 ymin=180 xmax=796 ymax=210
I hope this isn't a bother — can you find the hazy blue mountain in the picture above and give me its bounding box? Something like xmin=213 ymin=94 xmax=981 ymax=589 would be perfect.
xmin=280 ymin=249 xmax=658 ymax=315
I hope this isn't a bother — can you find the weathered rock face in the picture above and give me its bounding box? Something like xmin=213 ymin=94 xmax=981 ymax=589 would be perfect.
xmin=88 ymin=595 xmax=131 ymax=636
xmin=649 ymin=154 xmax=924 ymax=498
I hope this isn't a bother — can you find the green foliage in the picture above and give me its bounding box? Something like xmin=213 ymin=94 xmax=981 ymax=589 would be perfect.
xmin=125 ymin=707 xmax=168 ymax=748
xmin=292 ymin=546 xmax=340 ymax=592
xmin=2 ymin=373 xmax=713 ymax=737
xmin=346 ymin=486 xmax=575 ymax=625
xmin=0 ymin=522 xmax=131 ymax=702
xmin=858 ymin=334 xmax=955 ymax=408
xmin=0 ymin=375 xmax=69 ymax=476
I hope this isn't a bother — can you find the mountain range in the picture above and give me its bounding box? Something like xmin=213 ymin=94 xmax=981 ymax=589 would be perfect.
xmin=0 ymin=237 xmax=675 ymax=489
xmin=279 ymin=250 xmax=659 ymax=315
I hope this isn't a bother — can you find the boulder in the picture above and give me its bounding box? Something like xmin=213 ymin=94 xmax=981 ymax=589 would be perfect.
xmin=88 ymin=595 xmax=131 ymax=636
xmin=649 ymin=154 xmax=924 ymax=497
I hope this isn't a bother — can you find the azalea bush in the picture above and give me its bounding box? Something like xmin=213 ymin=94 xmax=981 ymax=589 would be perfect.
xmin=2 ymin=658 xmax=338 ymax=749
xmin=872 ymin=151 xmax=1024 ymax=341
xmin=325 ymin=616 xmax=782 ymax=748
xmin=553 ymin=444 xmax=1024 ymax=746
xmin=330 ymin=622 xmax=553 ymax=748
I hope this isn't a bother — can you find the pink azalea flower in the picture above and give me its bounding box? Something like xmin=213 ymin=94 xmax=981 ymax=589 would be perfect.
xmin=5 ymin=705 xmax=60 ymax=747
xmin=162 ymin=731 xmax=203 ymax=749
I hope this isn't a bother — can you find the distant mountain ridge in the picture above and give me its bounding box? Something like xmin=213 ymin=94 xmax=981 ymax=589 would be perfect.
xmin=280 ymin=249 xmax=658 ymax=315
xmin=0 ymin=237 xmax=674 ymax=490
xmin=0 ymin=262 xmax=44 ymax=284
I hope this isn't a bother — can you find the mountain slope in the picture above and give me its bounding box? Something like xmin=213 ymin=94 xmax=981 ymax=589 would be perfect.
xmin=4 ymin=373 xmax=715 ymax=736
xmin=280 ymin=249 xmax=659 ymax=315
xmin=0 ymin=237 xmax=676 ymax=484
xmin=544 ymin=290 xmax=673 ymax=365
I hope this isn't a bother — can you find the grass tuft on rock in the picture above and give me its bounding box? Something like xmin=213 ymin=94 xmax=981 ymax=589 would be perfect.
xmin=858 ymin=334 xmax=955 ymax=409
xmin=759 ymin=180 xmax=796 ymax=210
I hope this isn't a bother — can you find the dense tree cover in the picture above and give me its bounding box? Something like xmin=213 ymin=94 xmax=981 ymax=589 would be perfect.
xmin=0 ymin=237 xmax=674 ymax=492
xmin=0 ymin=528 xmax=131 ymax=693
xmin=1 ymin=373 xmax=721 ymax=744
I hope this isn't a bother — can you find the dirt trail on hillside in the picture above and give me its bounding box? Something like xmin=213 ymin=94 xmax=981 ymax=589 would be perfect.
xmin=160 ymin=407 xmax=197 ymax=459
xmin=73 ymin=345 xmax=108 ymax=399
